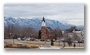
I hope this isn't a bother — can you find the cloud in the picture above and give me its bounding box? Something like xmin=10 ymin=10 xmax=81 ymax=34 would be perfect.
xmin=4 ymin=4 xmax=84 ymax=26
xmin=67 ymin=20 xmax=84 ymax=26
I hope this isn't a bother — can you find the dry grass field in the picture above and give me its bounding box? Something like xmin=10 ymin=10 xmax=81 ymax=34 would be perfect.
xmin=4 ymin=39 xmax=84 ymax=49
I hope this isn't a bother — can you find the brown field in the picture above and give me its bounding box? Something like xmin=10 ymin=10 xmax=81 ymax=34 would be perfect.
xmin=4 ymin=39 xmax=84 ymax=49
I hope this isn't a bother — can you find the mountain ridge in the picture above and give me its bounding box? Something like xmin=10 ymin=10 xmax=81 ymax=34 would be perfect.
xmin=4 ymin=17 xmax=84 ymax=30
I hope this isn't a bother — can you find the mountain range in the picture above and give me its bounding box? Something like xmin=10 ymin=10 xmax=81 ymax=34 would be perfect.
xmin=4 ymin=17 xmax=84 ymax=30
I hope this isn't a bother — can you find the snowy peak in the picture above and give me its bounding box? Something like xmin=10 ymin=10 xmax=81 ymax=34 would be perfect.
xmin=4 ymin=17 xmax=84 ymax=30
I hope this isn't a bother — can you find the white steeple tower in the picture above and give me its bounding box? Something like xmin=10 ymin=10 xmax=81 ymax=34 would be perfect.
xmin=41 ymin=17 xmax=46 ymax=26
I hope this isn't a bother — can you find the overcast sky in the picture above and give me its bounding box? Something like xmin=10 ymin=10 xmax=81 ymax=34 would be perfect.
xmin=4 ymin=4 xmax=84 ymax=26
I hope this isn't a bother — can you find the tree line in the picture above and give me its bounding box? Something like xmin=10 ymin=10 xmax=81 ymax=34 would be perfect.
xmin=4 ymin=24 xmax=38 ymax=39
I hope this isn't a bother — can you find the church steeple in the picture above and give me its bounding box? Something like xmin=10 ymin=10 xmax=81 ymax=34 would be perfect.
xmin=42 ymin=17 xmax=46 ymax=26
xmin=42 ymin=17 xmax=45 ymax=22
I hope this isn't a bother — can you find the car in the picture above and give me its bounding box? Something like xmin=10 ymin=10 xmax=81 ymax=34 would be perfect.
xmin=30 ymin=38 xmax=35 ymax=41
xmin=78 ymin=40 xmax=84 ymax=43
xmin=55 ymin=40 xmax=60 ymax=42
xmin=73 ymin=41 xmax=78 ymax=43
xmin=47 ymin=39 xmax=50 ymax=42
xmin=26 ymin=38 xmax=30 ymax=41
xmin=17 ymin=38 xmax=21 ymax=41
xmin=40 ymin=39 xmax=45 ymax=41
xmin=35 ymin=39 xmax=39 ymax=41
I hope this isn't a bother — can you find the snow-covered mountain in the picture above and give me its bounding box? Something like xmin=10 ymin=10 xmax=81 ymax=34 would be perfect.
xmin=4 ymin=17 xmax=84 ymax=30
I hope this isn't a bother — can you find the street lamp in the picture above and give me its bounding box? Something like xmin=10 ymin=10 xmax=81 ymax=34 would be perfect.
xmin=9 ymin=33 xmax=11 ymax=39
xmin=38 ymin=39 xmax=40 ymax=47
xmin=12 ymin=34 xmax=14 ymax=45
xmin=63 ymin=39 xmax=65 ymax=48
xmin=61 ymin=38 xmax=65 ymax=48
xmin=59 ymin=39 xmax=60 ymax=47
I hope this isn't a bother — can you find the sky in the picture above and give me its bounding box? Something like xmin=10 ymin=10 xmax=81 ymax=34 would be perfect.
xmin=4 ymin=4 xmax=84 ymax=26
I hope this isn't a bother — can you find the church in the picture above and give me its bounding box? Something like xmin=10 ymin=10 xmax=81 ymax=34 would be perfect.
xmin=38 ymin=17 xmax=56 ymax=41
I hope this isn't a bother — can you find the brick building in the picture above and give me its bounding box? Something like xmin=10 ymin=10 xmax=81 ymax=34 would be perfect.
xmin=41 ymin=17 xmax=48 ymax=40
xmin=41 ymin=17 xmax=56 ymax=40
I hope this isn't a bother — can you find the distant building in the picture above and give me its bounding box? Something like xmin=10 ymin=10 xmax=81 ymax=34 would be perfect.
xmin=67 ymin=29 xmax=84 ymax=41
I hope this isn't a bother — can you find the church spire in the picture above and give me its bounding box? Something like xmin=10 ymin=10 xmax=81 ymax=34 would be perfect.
xmin=41 ymin=17 xmax=46 ymax=26
xmin=42 ymin=17 xmax=45 ymax=22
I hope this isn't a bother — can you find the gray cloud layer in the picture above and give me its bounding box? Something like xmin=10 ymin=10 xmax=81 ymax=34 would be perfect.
xmin=4 ymin=4 xmax=84 ymax=26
